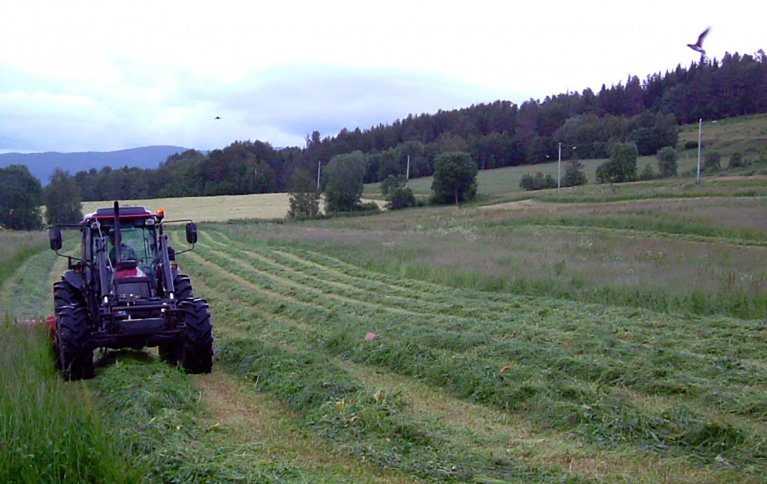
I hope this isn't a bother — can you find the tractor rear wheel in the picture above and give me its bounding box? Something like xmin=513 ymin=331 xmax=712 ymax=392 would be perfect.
xmin=57 ymin=305 xmax=94 ymax=380
xmin=180 ymin=299 xmax=213 ymax=374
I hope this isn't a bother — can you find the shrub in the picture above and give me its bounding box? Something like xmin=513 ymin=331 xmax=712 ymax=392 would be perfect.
xmin=381 ymin=175 xmax=415 ymax=210
xmin=638 ymin=164 xmax=656 ymax=181
xmin=703 ymin=151 xmax=721 ymax=172
xmin=520 ymin=172 xmax=557 ymax=191
xmin=561 ymin=160 xmax=587 ymax=187
xmin=728 ymin=152 xmax=744 ymax=168
xmin=684 ymin=141 xmax=699 ymax=150
xmin=656 ymin=146 xmax=678 ymax=177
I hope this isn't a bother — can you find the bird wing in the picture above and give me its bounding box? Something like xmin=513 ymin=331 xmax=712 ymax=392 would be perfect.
xmin=696 ymin=27 xmax=710 ymax=47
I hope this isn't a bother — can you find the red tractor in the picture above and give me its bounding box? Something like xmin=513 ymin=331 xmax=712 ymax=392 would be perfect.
xmin=48 ymin=202 xmax=212 ymax=379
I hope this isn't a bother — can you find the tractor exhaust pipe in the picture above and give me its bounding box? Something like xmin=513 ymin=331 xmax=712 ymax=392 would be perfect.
xmin=113 ymin=201 xmax=122 ymax=267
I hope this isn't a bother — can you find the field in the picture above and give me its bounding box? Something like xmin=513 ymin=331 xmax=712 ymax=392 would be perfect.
xmin=366 ymin=114 xmax=767 ymax=200
xmin=3 ymin=149 xmax=767 ymax=479
xmin=82 ymin=193 xmax=294 ymax=222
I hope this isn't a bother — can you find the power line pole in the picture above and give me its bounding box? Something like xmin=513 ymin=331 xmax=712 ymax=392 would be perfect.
xmin=696 ymin=118 xmax=702 ymax=184
xmin=406 ymin=155 xmax=410 ymax=187
xmin=317 ymin=160 xmax=322 ymax=191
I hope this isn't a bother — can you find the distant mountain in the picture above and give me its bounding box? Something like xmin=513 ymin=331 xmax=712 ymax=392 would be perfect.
xmin=0 ymin=145 xmax=188 ymax=184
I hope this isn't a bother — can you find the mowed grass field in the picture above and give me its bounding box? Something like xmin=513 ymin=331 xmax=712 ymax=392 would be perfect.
xmin=3 ymin=169 xmax=767 ymax=481
xmin=82 ymin=193 xmax=293 ymax=222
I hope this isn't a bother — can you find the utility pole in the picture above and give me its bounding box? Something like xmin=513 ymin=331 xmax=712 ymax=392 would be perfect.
xmin=317 ymin=160 xmax=321 ymax=191
xmin=406 ymin=155 xmax=410 ymax=187
xmin=696 ymin=118 xmax=702 ymax=184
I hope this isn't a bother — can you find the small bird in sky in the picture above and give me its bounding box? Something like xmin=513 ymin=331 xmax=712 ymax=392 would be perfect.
xmin=687 ymin=27 xmax=710 ymax=56
xmin=214 ymin=116 xmax=221 ymax=120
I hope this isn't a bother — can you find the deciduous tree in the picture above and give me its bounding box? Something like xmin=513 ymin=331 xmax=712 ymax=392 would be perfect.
xmin=431 ymin=151 xmax=478 ymax=204
xmin=323 ymin=151 xmax=365 ymax=212
xmin=288 ymin=169 xmax=320 ymax=218
xmin=596 ymin=142 xmax=638 ymax=184
xmin=0 ymin=165 xmax=43 ymax=230
xmin=44 ymin=169 xmax=82 ymax=225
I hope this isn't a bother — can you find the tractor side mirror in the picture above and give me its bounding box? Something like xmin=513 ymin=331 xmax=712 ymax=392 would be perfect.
xmin=49 ymin=227 xmax=62 ymax=251
xmin=185 ymin=223 xmax=198 ymax=244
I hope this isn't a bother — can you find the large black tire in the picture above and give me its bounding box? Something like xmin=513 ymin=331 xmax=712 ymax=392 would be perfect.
xmin=54 ymin=280 xmax=83 ymax=310
xmin=57 ymin=305 xmax=94 ymax=380
xmin=179 ymin=299 xmax=213 ymax=374
xmin=174 ymin=274 xmax=193 ymax=299
xmin=159 ymin=274 xmax=195 ymax=364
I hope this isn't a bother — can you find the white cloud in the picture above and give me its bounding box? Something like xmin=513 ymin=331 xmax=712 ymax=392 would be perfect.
xmin=0 ymin=0 xmax=764 ymax=152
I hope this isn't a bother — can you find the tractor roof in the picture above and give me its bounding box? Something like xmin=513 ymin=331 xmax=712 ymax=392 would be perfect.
xmin=82 ymin=206 xmax=154 ymax=222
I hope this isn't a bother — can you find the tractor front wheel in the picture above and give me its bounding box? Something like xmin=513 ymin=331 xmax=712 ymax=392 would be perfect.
xmin=159 ymin=275 xmax=195 ymax=364
xmin=57 ymin=305 xmax=94 ymax=380
xmin=54 ymin=280 xmax=83 ymax=310
xmin=180 ymin=299 xmax=213 ymax=374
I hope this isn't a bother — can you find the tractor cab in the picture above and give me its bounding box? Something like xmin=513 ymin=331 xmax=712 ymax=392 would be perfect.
xmin=82 ymin=206 xmax=161 ymax=299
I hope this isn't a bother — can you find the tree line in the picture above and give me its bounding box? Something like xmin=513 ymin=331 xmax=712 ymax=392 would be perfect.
xmin=60 ymin=50 xmax=764 ymax=203
xmin=2 ymin=51 xmax=765 ymax=228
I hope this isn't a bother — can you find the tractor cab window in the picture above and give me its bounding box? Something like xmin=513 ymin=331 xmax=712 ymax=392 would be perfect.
xmin=108 ymin=226 xmax=156 ymax=267
xmin=93 ymin=220 xmax=157 ymax=274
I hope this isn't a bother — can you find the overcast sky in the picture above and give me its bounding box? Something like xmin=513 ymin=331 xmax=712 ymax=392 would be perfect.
xmin=1 ymin=1 xmax=763 ymax=153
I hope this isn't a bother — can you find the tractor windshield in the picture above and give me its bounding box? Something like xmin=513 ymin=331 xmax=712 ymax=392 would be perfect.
xmin=110 ymin=227 xmax=156 ymax=267
xmin=95 ymin=221 xmax=157 ymax=275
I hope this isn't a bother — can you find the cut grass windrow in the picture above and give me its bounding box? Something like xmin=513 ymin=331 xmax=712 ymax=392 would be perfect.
xmin=200 ymin=231 xmax=767 ymax=371
xmin=173 ymin=230 xmax=767 ymax=478
xmin=203 ymin=230 xmax=766 ymax=359
xmin=191 ymin=270 xmax=736 ymax=482
xmin=179 ymin=247 xmax=573 ymax=480
xmin=180 ymin=247 xmax=745 ymax=480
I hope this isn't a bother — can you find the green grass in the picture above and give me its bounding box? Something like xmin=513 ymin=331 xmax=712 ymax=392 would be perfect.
xmin=678 ymin=113 xmax=767 ymax=158
xmin=166 ymin=228 xmax=760 ymax=480
xmin=0 ymin=231 xmax=46 ymax=290
xmin=364 ymin=155 xmax=705 ymax=199
xmin=89 ymin=353 xmax=324 ymax=482
xmin=218 ymin=187 xmax=767 ymax=320
xmin=0 ymin=323 xmax=139 ymax=483
xmin=366 ymin=113 xmax=767 ymax=200
xmin=3 ymin=123 xmax=767 ymax=481
xmin=0 ymin=243 xmax=138 ymax=483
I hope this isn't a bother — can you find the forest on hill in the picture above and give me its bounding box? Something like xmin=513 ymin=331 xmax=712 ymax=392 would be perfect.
xmin=69 ymin=51 xmax=767 ymax=201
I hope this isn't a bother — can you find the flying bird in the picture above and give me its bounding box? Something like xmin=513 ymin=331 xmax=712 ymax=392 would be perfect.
xmin=214 ymin=116 xmax=221 ymax=120
xmin=687 ymin=27 xmax=710 ymax=55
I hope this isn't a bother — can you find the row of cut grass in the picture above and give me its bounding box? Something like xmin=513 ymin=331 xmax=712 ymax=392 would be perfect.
xmin=175 ymin=244 xmax=569 ymax=481
xmin=176 ymin=230 xmax=766 ymax=478
xmin=215 ymin=192 xmax=767 ymax=319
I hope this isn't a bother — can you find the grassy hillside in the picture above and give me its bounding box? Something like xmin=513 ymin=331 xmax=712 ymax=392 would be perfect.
xmin=366 ymin=113 xmax=767 ymax=200
xmin=3 ymin=115 xmax=767 ymax=481
xmin=677 ymin=113 xmax=767 ymax=159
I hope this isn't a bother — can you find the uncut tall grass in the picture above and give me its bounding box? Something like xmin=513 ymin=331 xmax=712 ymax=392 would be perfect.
xmin=0 ymin=321 xmax=137 ymax=482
